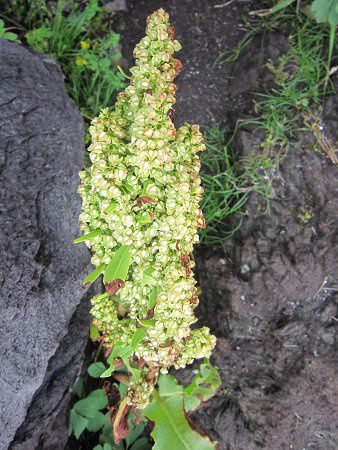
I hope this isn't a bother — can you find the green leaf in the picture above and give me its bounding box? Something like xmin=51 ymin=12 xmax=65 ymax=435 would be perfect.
xmin=73 ymin=389 xmax=107 ymax=418
xmin=130 ymin=437 xmax=152 ymax=450
xmin=142 ymin=267 xmax=156 ymax=285
xmin=104 ymin=245 xmax=132 ymax=283
xmin=103 ymin=444 xmax=113 ymax=450
xmin=125 ymin=423 xmax=145 ymax=447
xmin=90 ymin=323 xmax=100 ymax=340
xmin=104 ymin=201 xmax=118 ymax=214
xmin=311 ymin=0 xmax=338 ymax=26
xmin=73 ymin=377 xmax=84 ymax=398
xmin=82 ymin=264 xmax=105 ymax=288
xmin=101 ymin=345 xmax=133 ymax=377
xmin=69 ymin=409 xmax=89 ymax=439
xmin=123 ymin=182 xmax=136 ymax=193
xmin=136 ymin=213 xmax=152 ymax=224
xmin=88 ymin=362 xmax=107 ymax=378
xmin=117 ymin=65 xmax=132 ymax=79
xmin=148 ymin=287 xmax=158 ymax=308
xmin=100 ymin=365 xmax=115 ymax=378
xmin=87 ymin=411 xmax=109 ymax=432
xmin=131 ymin=327 xmax=146 ymax=351
xmin=107 ymin=345 xmax=133 ymax=364
xmin=93 ymin=446 xmax=103 ymax=450
xmin=183 ymin=360 xmax=221 ymax=411
xmin=143 ymin=375 xmax=216 ymax=450
xmin=73 ymin=229 xmax=101 ymax=243
xmin=269 ymin=0 xmax=296 ymax=14
xmin=137 ymin=319 xmax=156 ymax=328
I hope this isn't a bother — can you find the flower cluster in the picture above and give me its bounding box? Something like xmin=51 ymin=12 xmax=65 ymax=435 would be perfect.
xmin=77 ymin=8 xmax=216 ymax=408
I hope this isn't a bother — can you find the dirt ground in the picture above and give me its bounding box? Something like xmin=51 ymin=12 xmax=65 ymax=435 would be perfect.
xmin=120 ymin=1 xmax=338 ymax=449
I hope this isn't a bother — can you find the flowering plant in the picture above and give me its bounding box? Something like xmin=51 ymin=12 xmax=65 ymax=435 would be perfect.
xmin=76 ymin=8 xmax=216 ymax=412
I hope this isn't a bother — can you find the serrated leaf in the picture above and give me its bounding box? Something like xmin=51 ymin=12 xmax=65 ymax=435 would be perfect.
xmin=69 ymin=409 xmax=89 ymax=439
xmin=131 ymin=327 xmax=146 ymax=351
xmin=143 ymin=375 xmax=216 ymax=450
xmin=104 ymin=245 xmax=132 ymax=283
xmin=82 ymin=264 xmax=105 ymax=288
xmin=183 ymin=360 xmax=221 ymax=411
xmin=74 ymin=229 xmax=101 ymax=243
xmin=148 ymin=287 xmax=158 ymax=308
xmin=87 ymin=411 xmax=109 ymax=432
xmin=73 ymin=389 xmax=107 ymax=418
xmin=88 ymin=362 xmax=107 ymax=378
xmin=90 ymin=323 xmax=100 ymax=340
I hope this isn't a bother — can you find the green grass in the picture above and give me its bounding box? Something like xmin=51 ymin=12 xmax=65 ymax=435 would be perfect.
xmin=245 ymin=16 xmax=333 ymax=149
xmin=199 ymin=125 xmax=274 ymax=245
xmin=203 ymin=10 xmax=335 ymax=246
xmin=1 ymin=0 xmax=125 ymax=142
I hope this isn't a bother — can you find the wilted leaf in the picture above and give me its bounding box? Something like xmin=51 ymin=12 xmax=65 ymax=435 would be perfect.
xmin=88 ymin=362 xmax=107 ymax=378
xmin=143 ymin=375 xmax=216 ymax=450
xmin=105 ymin=279 xmax=125 ymax=295
xmin=104 ymin=245 xmax=132 ymax=283
xmin=183 ymin=360 xmax=221 ymax=411
xmin=113 ymin=398 xmax=132 ymax=444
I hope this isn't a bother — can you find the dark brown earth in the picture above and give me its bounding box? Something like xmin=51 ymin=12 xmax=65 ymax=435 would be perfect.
xmin=119 ymin=1 xmax=338 ymax=449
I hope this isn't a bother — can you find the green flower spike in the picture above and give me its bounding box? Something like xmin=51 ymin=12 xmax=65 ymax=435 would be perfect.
xmin=77 ymin=8 xmax=216 ymax=409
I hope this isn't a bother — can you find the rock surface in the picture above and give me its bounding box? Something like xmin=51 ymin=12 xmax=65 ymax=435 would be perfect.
xmin=0 ymin=40 xmax=93 ymax=449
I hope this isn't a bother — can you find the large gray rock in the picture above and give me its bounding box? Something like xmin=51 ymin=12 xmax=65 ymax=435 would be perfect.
xmin=0 ymin=40 xmax=94 ymax=449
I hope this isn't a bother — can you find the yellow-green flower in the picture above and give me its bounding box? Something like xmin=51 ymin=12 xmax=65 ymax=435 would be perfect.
xmin=75 ymin=57 xmax=88 ymax=66
xmin=77 ymin=8 xmax=216 ymax=409
xmin=80 ymin=40 xmax=91 ymax=50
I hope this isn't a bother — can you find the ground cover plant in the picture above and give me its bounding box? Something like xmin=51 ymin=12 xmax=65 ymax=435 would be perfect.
xmin=73 ymin=8 xmax=220 ymax=449
xmin=201 ymin=0 xmax=338 ymax=246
